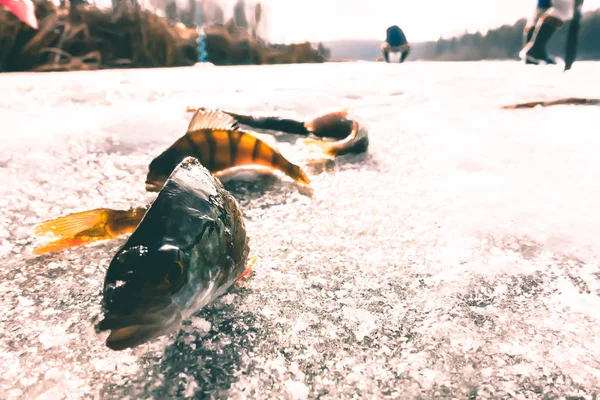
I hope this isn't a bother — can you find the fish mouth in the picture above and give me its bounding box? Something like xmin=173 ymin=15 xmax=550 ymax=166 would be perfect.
xmin=145 ymin=180 xmax=164 ymax=192
xmin=95 ymin=302 xmax=182 ymax=351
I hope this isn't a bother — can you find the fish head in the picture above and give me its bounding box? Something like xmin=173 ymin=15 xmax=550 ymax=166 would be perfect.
xmin=146 ymin=146 xmax=182 ymax=192
xmin=95 ymin=243 xmax=191 ymax=350
xmin=304 ymin=109 xmax=354 ymax=140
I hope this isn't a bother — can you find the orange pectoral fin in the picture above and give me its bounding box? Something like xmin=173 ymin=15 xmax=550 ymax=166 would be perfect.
xmin=32 ymin=207 xmax=146 ymax=254
xmin=33 ymin=236 xmax=105 ymax=255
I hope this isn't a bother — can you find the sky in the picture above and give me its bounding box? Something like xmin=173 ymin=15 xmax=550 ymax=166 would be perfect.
xmin=89 ymin=0 xmax=600 ymax=43
xmin=259 ymin=0 xmax=600 ymax=43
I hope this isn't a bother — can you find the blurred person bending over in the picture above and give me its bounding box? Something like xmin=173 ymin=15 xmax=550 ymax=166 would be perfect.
xmin=381 ymin=25 xmax=411 ymax=63
xmin=521 ymin=0 xmax=579 ymax=65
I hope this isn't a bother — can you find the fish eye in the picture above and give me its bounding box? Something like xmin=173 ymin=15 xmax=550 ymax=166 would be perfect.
xmin=165 ymin=260 xmax=185 ymax=289
xmin=157 ymin=245 xmax=186 ymax=291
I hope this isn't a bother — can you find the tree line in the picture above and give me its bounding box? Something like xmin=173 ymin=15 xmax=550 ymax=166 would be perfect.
xmin=411 ymin=9 xmax=600 ymax=61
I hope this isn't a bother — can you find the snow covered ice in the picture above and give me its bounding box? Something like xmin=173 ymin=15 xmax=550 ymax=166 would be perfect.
xmin=1 ymin=61 xmax=600 ymax=399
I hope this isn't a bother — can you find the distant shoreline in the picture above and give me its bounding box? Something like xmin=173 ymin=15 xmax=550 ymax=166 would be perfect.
xmin=322 ymin=10 xmax=600 ymax=62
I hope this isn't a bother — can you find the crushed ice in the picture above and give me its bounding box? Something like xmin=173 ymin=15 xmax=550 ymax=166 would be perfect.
xmin=1 ymin=62 xmax=600 ymax=398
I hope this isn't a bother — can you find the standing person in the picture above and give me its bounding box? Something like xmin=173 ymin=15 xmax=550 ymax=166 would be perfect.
xmin=252 ymin=2 xmax=261 ymax=38
xmin=520 ymin=0 xmax=579 ymax=65
xmin=381 ymin=25 xmax=411 ymax=63
xmin=233 ymin=0 xmax=248 ymax=30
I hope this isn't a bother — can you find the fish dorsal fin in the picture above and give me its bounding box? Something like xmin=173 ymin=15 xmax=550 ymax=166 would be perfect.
xmin=246 ymin=131 xmax=280 ymax=150
xmin=186 ymin=108 xmax=240 ymax=133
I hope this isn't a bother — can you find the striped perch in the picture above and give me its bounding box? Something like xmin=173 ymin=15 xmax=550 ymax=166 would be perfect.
xmin=145 ymin=108 xmax=311 ymax=192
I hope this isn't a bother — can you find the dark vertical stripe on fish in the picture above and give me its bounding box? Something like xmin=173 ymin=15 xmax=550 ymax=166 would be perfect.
xmin=184 ymin=134 xmax=204 ymax=166
xmin=205 ymin=130 xmax=217 ymax=170
xmin=272 ymin=151 xmax=281 ymax=166
xmin=228 ymin=131 xmax=242 ymax=165
xmin=251 ymin=138 xmax=262 ymax=161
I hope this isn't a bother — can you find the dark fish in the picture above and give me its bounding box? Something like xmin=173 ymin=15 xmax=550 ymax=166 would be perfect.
xmin=186 ymin=105 xmax=366 ymax=140
xmin=34 ymin=157 xmax=251 ymax=350
xmin=145 ymin=109 xmax=311 ymax=192
xmin=501 ymin=97 xmax=600 ymax=109
xmin=302 ymin=110 xmax=369 ymax=158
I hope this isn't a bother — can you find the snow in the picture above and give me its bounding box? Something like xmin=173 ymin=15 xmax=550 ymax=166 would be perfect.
xmin=1 ymin=61 xmax=600 ymax=398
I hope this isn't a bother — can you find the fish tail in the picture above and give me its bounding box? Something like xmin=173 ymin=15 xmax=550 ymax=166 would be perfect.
xmin=290 ymin=163 xmax=311 ymax=185
xmin=234 ymin=131 xmax=311 ymax=186
xmin=302 ymin=110 xmax=365 ymax=157
xmin=271 ymin=152 xmax=311 ymax=185
xmin=33 ymin=207 xmax=147 ymax=254
xmin=301 ymin=120 xmax=367 ymax=158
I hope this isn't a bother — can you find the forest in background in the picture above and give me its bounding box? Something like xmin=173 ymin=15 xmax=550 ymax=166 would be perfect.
xmin=323 ymin=8 xmax=600 ymax=61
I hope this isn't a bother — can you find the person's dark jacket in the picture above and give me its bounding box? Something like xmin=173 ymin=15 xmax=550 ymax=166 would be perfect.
xmin=386 ymin=25 xmax=408 ymax=47
xmin=538 ymin=0 xmax=551 ymax=8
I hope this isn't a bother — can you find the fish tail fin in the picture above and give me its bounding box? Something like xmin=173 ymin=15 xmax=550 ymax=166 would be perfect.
xmin=289 ymin=163 xmax=311 ymax=186
xmin=234 ymin=131 xmax=312 ymax=188
xmin=33 ymin=207 xmax=147 ymax=254
xmin=302 ymin=120 xmax=367 ymax=158
xmin=289 ymin=164 xmax=315 ymax=196
xmin=274 ymin=156 xmax=313 ymax=195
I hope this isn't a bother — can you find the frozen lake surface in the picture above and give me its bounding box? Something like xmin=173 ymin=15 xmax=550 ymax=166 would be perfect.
xmin=1 ymin=61 xmax=600 ymax=399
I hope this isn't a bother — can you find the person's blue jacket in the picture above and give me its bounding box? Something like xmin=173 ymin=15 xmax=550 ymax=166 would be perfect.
xmin=385 ymin=25 xmax=408 ymax=47
xmin=538 ymin=0 xmax=551 ymax=8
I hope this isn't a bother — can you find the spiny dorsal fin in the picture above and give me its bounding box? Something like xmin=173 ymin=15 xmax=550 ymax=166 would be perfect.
xmin=187 ymin=108 xmax=240 ymax=133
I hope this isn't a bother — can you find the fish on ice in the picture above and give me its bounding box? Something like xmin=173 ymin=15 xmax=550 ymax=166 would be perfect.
xmin=183 ymin=106 xmax=370 ymax=159
xmin=34 ymin=157 xmax=253 ymax=350
xmin=145 ymin=108 xmax=311 ymax=192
